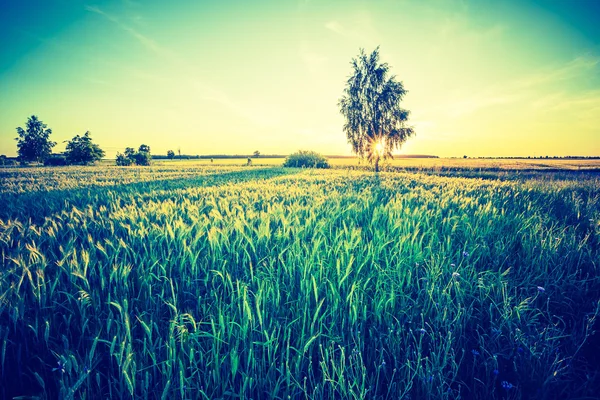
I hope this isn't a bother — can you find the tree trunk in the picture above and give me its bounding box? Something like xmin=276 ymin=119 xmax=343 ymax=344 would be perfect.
xmin=375 ymin=156 xmax=380 ymax=173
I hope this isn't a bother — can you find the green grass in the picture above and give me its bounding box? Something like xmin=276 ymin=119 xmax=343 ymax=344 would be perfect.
xmin=0 ymin=165 xmax=599 ymax=399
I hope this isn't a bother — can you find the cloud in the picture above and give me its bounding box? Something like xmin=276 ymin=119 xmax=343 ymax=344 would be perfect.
xmin=444 ymin=55 xmax=600 ymax=118
xmin=192 ymin=81 xmax=281 ymax=128
xmin=85 ymin=5 xmax=165 ymax=56
xmin=299 ymin=41 xmax=327 ymax=74
xmin=85 ymin=5 xmax=279 ymax=129
xmin=447 ymin=93 xmax=521 ymax=117
xmin=517 ymin=55 xmax=600 ymax=88
xmin=323 ymin=14 xmax=376 ymax=43
xmin=325 ymin=20 xmax=345 ymax=36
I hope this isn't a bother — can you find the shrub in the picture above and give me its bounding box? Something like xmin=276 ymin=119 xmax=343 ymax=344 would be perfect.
xmin=133 ymin=151 xmax=151 ymax=166
xmin=43 ymin=154 xmax=68 ymax=166
xmin=116 ymin=153 xmax=133 ymax=166
xmin=116 ymin=145 xmax=151 ymax=166
xmin=283 ymin=150 xmax=330 ymax=169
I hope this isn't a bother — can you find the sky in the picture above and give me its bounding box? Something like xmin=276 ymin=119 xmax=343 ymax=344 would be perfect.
xmin=1 ymin=0 xmax=599 ymax=158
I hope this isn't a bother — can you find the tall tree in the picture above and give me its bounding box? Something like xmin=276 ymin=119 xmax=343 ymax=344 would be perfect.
xmin=64 ymin=131 xmax=105 ymax=165
xmin=167 ymin=150 xmax=175 ymax=160
xmin=339 ymin=48 xmax=415 ymax=172
xmin=15 ymin=115 xmax=56 ymax=163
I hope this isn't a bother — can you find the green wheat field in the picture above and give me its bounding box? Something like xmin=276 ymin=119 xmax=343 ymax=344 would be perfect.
xmin=1 ymin=164 xmax=599 ymax=399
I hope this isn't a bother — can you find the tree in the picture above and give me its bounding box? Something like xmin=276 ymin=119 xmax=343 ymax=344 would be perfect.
xmin=339 ymin=48 xmax=415 ymax=172
xmin=167 ymin=150 xmax=175 ymax=160
xmin=116 ymin=153 xmax=132 ymax=166
xmin=64 ymin=131 xmax=105 ymax=165
xmin=253 ymin=150 xmax=260 ymax=158
xmin=15 ymin=115 xmax=56 ymax=163
xmin=135 ymin=144 xmax=151 ymax=166
xmin=116 ymin=144 xmax=151 ymax=166
xmin=124 ymin=147 xmax=136 ymax=160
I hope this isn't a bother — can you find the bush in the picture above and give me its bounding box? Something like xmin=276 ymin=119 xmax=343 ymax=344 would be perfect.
xmin=43 ymin=154 xmax=68 ymax=166
xmin=283 ymin=150 xmax=330 ymax=169
xmin=116 ymin=153 xmax=133 ymax=166
xmin=133 ymin=151 xmax=151 ymax=166
xmin=116 ymin=145 xmax=151 ymax=166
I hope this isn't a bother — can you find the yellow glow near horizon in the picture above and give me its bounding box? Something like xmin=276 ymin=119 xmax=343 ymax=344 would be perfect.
xmin=0 ymin=1 xmax=598 ymax=158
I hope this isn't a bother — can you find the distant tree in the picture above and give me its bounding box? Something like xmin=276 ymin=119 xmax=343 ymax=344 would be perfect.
xmin=116 ymin=144 xmax=151 ymax=166
xmin=177 ymin=147 xmax=181 ymax=159
xmin=64 ymin=131 xmax=105 ymax=165
xmin=15 ymin=115 xmax=56 ymax=163
xmin=133 ymin=144 xmax=151 ymax=166
xmin=167 ymin=150 xmax=175 ymax=160
xmin=253 ymin=150 xmax=260 ymax=158
xmin=339 ymin=47 xmax=414 ymax=172
xmin=463 ymin=155 xmax=468 ymax=159
xmin=124 ymin=147 xmax=135 ymax=159
xmin=116 ymin=152 xmax=132 ymax=166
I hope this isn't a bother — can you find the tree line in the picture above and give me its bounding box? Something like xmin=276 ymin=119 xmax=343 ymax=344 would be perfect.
xmin=13 ymin=115 xmax=151 ymax=166
xmin=10 ymin=47 xmax=417 ymax=171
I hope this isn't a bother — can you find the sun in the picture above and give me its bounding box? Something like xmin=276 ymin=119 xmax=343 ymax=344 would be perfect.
xmin=374 ymin=139 xmax=385 ymax=156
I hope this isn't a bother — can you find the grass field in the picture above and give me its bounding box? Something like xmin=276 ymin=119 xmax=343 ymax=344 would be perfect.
xmin=1 ymin=164 xmax=599 ymax=399
xmin=144 ymin=157 xmax=600 ymax=171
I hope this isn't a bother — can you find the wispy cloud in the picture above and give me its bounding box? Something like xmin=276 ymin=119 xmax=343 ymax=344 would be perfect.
xmin=85 ymin=5 xmax=165 ymax=56
xmin=516 ymin=55 xmax=600 ymax=88
xmin=324 ymin=20 xmax=345 ymax=36
xmin=299 ymin=42 xmax=327 ymax=74
xmin=445 ymin=55 xmax=600 ymax=117
xmin=447 ymin=93 xmax=521 ymax=117
xmin=85 ymin=5 xmax=277 ymax=128
xmin=323 ymin=13 xmax=377 ymax=43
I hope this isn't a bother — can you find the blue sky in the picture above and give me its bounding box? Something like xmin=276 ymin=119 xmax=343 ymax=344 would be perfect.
xmin=1 ymin=0 xmax=599 ymax=157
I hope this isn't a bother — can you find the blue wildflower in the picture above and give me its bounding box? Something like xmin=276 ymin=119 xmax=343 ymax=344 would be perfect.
xmin=471 ymin=349 xmax=480 ymax=357
xmin=462 ymin=251 xmax=470 ymax=258
xmin=53 ymin=360 xmax=65 ymax=374
xmin=537 ymin=286 xmax=545 ymax=293
xmin=418 ymin=328 xmax=427 ymax=334
xmin=501 ymin=381 xmax=514 ymax=390
xmin=493 ymin=369 xmax=499 ymax=376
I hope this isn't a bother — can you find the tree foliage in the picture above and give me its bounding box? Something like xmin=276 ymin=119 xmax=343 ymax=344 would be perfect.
xmin=64 ymin=131 xmax=105 ymax=165
xmin=15 ymin=115 xmax=56 ymax=163
xmin=167 ymin=150 xmax=175 ymax=160
xmin=339 ymin=48 xmax=414 ymax=172
xmin=116 ymin=144 xmax=152 ymax=166
xmin=135 ymin=144 xmax=152 ymax=166
xmin=283 ymin=150 xmax=330 ymax=169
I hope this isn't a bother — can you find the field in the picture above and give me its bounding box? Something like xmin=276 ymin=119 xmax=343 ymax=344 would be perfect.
xmin=1 ymin=164 xmax=599 ymax=399
xmin=144 ymin=157 xmax=600 ymax=171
